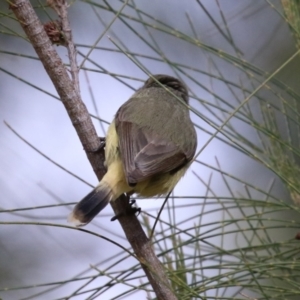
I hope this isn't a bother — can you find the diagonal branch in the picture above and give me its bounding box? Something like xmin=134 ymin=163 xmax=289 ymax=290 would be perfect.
xmin=9 ymin=0 xmax=178 ymax=299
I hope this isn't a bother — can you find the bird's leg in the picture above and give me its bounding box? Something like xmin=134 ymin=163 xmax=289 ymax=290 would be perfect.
xmin=86 ymin=137 xmax=106 ymax=153
xmin=128 ymin=199 xmax=142 ymax=216
xmin=111 ymin=193 xmax=141 ymax=221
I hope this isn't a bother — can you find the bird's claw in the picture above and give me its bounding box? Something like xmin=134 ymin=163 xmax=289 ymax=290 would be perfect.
xmin=111 ymin=199 xmax=141 ymax=221
xmin=87 ymin=137 xmax=106 ymax=153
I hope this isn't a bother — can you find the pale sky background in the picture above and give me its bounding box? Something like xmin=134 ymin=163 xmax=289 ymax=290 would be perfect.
xmin=0 ymin=1 xmax=298 ymax=299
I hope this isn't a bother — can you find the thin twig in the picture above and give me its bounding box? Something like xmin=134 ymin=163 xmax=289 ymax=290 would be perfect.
xmin=150 ymin=191 xmax=171 ymax=240
xmin=51 ymin=0 xmax=80 ymax=94
xmin=4 ymin=121 xmax=93 ymax=188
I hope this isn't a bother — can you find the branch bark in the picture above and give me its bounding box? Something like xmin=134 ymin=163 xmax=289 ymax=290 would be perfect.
xmin=9 ymin=1 xmax=178 ymax=299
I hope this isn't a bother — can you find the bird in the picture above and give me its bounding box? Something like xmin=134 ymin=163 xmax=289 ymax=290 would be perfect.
xmin=68 ymin=74 xmax=197 ymax=226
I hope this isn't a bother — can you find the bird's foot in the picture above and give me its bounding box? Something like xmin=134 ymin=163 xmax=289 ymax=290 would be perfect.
xmin=111 ymin=199 xmax=141 ymax=221
xmin=87 ymin=137 xmax=106 ymax=153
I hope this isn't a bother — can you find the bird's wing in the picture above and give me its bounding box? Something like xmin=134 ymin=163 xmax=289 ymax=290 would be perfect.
xmin=115 ymin=103 xmax=190 ymax=185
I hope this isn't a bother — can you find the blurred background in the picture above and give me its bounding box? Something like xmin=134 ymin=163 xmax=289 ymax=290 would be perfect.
xmin=1 ymin=0 xmax=300 ymax=299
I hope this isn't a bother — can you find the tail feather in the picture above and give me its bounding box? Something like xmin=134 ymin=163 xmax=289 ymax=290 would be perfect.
xmin=68 ymin=182 xmax=113 ymax=226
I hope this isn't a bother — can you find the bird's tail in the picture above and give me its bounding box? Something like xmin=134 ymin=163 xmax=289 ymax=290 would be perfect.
xmin=68 ymin=181 xmax=114 ymax=227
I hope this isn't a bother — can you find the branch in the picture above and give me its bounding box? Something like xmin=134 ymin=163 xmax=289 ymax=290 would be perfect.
xmin=46 ymin=0 xmax=80 ymax=94
xmin=9 ymin=1 xmax=178 ymax=299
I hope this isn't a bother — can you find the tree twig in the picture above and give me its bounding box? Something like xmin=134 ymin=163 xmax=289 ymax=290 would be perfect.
xmin=47 ymin=0 xmax=80 ymax=94
xmin=9 ymin=0 xmax=178 ymax=299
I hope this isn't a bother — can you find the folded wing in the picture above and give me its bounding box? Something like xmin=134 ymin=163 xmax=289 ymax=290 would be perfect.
xmin=115 ymin=101 xmax=195 ymax=186
xmin=116 ymin=120 xmax=188 ymax=185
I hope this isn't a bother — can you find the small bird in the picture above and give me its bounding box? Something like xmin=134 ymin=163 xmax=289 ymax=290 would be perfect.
xmin=69 ymin=74 xmax=197 ymax=226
